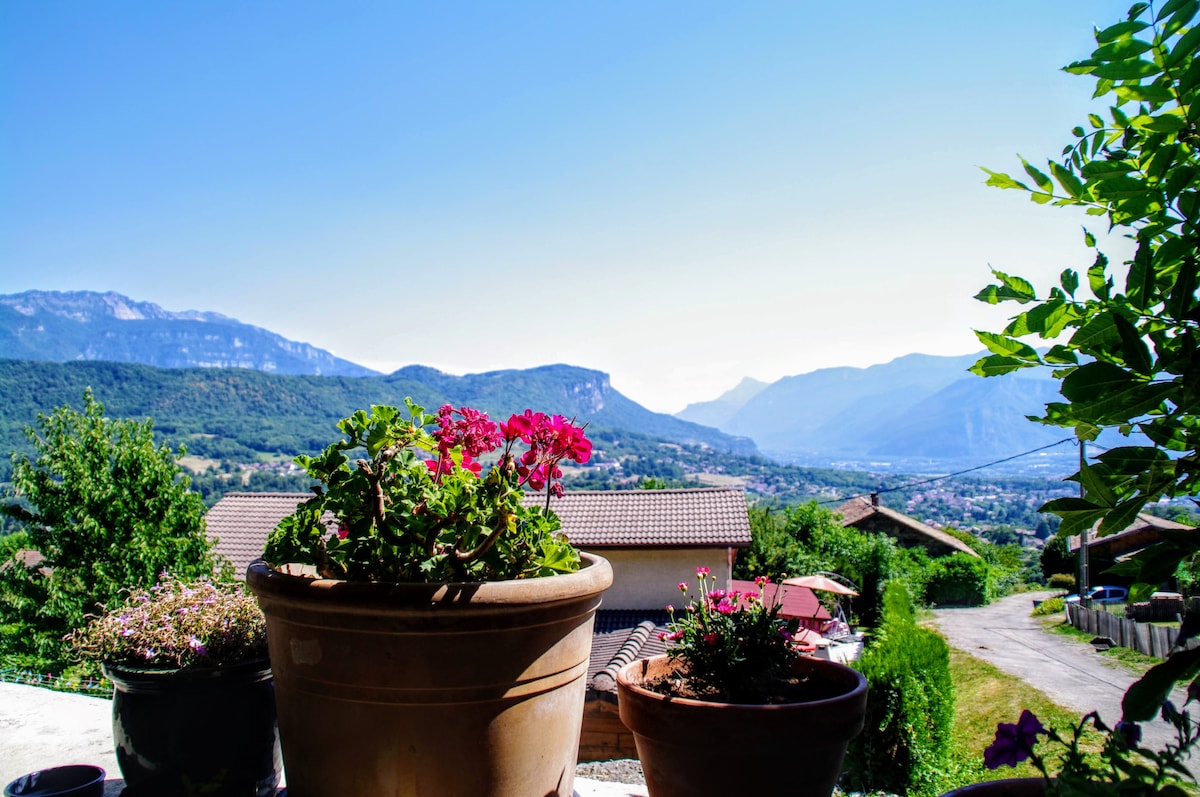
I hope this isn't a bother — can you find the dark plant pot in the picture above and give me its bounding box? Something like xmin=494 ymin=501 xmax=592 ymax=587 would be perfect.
xmin=247 ymin=552 xmax=613 ymax=797
xmin=617 ymin=654 xmax=868 ymax=797
xmin=941 ymin=778 xmax=1046 ymax=797
xmin=3 ymin=765 xmax=105 ymax=797
xmin=103 ymin=657 xmax=281 ymax=797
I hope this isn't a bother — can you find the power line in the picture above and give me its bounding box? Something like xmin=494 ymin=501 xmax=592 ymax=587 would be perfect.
xmin=815 ymin=437 xmax=1078 ymax=506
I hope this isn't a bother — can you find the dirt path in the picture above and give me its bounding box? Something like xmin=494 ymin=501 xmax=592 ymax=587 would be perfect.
xmin=932 ymin=590 xmax=1195 ymax=774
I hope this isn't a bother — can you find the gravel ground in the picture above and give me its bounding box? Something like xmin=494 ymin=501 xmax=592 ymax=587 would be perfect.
xmin=576 ymin=759 xmax=645 ymax=784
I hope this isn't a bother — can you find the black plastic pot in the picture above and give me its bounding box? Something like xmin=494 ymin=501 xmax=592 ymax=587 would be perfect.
xmin=103 ymin=658 xmax=280 ymax=797
xmin=3 ymin=765 xmax=105 ymax=797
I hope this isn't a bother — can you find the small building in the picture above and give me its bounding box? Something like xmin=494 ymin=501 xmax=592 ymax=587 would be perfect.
xmin=837 ymin=494 xmax=979 ymax=558
xmin=1068 ymin=512 xmax=1195 ymax=565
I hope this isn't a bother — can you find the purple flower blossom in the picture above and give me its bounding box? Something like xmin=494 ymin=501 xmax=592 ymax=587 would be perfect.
xmin=984 ymin=710 xmax=1045 ymax=769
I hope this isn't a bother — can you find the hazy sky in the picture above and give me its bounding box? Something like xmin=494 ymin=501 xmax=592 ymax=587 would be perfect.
xmin=1 ymin=1 xmax=1138 ymax=413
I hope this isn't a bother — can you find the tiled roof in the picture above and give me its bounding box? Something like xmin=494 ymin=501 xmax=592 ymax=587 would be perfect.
xmin=1069 ymin=512 xmax=1195 ymax=554
xmin=837 ymin=496 xmax=980 ymax=558
xmin=527 ymin=487 xmax=751 ymax=548
xmin=206 ymin=486 xmax=752 ymax=577
xmin=205 ymin=492 xmax=313 ymax=578
xmin=587 ymin=613 xmax=670 ymax=696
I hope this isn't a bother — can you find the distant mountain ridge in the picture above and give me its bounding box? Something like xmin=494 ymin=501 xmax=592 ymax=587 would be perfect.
xmin=679 ymin=352 xmax=1077 ymax=472
xmin=0 ymin=290 xmax=378 ymax=377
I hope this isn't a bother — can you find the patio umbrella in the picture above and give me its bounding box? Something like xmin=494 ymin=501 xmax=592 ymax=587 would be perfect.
xmin=782 ymin=575 xmax=859 ymax=596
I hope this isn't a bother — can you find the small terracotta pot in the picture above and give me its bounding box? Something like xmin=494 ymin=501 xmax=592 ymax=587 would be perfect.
xmin=941 ymin=777 xmax=1047 ymax=797
xmin=617 ymin=654 xmax=868 ymax=797
xmin=247 ymin=552 xmax=613 ymax=797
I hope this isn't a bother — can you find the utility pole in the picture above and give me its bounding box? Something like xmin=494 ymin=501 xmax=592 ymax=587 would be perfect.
xmin=1079 ymin=439 xmax=1091 ymax=607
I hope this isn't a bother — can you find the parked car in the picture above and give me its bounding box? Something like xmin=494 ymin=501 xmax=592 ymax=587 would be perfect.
xmin=1064 ymin=586 xmax=1129 ymax=605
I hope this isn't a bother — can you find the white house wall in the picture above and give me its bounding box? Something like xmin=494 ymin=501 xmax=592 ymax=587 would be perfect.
xmin=582 ymin=548 xmax=731 ymax=611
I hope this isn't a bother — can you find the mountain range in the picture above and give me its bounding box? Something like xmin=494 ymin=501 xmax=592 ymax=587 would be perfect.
xmin=0 ymin=290 xmax=1083 ymax=474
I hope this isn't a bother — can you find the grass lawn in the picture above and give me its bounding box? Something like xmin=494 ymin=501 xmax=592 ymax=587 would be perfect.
xmin=947 ymin=645 xmax=1104 ymax=785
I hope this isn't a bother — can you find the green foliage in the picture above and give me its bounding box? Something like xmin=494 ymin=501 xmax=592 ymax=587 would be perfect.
xmin=0 ymin=390 xmax=218 ymax=673
xmin=926 ymin=554 xmax=993 ymax=607
xmin=1049 ymin=572 xmax=1078 ymax=591
xmin=974 ymin=0 xmax=1200 ymax=564
xmin=845 ymin=581 xmax=955 ymax=797
xmin=734 ymin=502 xmax=929 ymax=627
xmin=974 ymin=0 xmax=1200 ymax=725
xmin=1032 ymin=596 xmax=1067 ymax=616
xmin=265 ymin=401 xmax=585 ymax=582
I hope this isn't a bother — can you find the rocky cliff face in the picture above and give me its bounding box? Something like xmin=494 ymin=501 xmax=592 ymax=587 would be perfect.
xmin=0 ymin=290 xmax=378 ymax=377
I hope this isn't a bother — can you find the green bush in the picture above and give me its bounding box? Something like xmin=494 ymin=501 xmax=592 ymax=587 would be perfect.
xmin=844 ymin=581 xmax=954 ymax=797
xmin=1032 ymin=596 xmax=1065 ymax=617
xmin=925 ymin=553 xmax=991 ymax=607
xmin=1047 ymin=573 xmax=1076 ymax=592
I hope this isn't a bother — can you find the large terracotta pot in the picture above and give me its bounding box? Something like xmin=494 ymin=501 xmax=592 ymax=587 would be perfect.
xmin=103 ymin=658 xmax=280 ymax=797
xmin=616 ymin=654 xmax=868 ymax=797
xmin=246 ymin=552 xmax=613 ymax=797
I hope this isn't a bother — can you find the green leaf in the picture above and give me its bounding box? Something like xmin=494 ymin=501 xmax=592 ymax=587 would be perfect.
xmin=1089 ymin=113 xmax=1106 ymax=129
xmin=1093 ymin=59 xmax=1162 ymax=80
xmin=1021 ymin=159 xmax=1054 ymax=192
xmin=1164 ymin=0 xmax=1200 ymax=36
xmin=1114 ymin=83 xmax=1177 ymax=103
xmin=981 ymin=168 xmax=1030 ymax=191
xmin=968 ymin=354 xmax=1031 ymax=377
xmin=1160 ymin=0 xmax=1193 ymax=18
xmin=1167 ymin=257 xmax=1199 ymax=319
xmin=1141 ymin=113 xmax=1187 ymax=133
xmin=1077 ymin=460 xmax=1118 ymax=507
xmin=1093 ymin=37 xmax=1153 ymax=61
xmin=1122 ymin=646 xmax=1200 ymax=722
xmin=1095 ymin=19 xmax=1150 ymax=43
xmin=1041 ymin=496 xmax=1109 ymax=536
xmin=1113 ymin=314 xmax=1154 ymax=374
xmin=1061 ymin=268 xmax=1080 ymax=296
xmin=1049 ymin=162 xmax=1084 ymax=198
xmin=1167 ymin=25 xmax=1200 ymax=67
xmin=1044 ymin=345 xmax=1079 ymax=365
xmin=1125 ymin=240 xmax=1155 ymax=311
xmin=974 ymin=331 xmax=1041 ymax=360
xmin=1087 ymin=251 xmax=1112 ymax=300
xmin=1090 ymin=174 xmax=1148 ymax=199
xmin=1061 ymin=361 xmax=1137 ymax=401
xmin=1097 ymin=496 xmax=1150 ymax=536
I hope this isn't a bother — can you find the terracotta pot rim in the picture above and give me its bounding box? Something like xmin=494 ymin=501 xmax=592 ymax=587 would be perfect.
xmin=247 ymin=550 xmax=613 ymax=608
xmin=615 ymin=653 xmax=867 ymax=710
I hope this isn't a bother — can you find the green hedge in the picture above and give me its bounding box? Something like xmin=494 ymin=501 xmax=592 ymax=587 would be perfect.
xmin=924 ymin=553 xmax=991 ymax=607
xmin=843 ymin=581 xmax=954 ymax=797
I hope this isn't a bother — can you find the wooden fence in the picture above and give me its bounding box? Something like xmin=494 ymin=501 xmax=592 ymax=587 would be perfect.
xmin=1066 ymin=603 xmax=1197 ymax=659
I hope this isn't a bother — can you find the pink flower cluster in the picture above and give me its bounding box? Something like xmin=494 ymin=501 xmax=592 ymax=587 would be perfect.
xmin=503 ymin=410 xmax=592 ymax=496
xmin=424 ymin=405 xmax=592 ymax=498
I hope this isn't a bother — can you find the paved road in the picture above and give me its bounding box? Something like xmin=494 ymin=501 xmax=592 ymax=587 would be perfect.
xmin=932 ymin=590 xmax=1195 ymax=773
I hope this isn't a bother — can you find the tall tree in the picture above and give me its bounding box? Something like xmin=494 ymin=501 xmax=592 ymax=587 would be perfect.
xmin=0 ymin=390 xmax=218 ymax=671
xmin=972 ymin=0 xmax=1200 ymax=719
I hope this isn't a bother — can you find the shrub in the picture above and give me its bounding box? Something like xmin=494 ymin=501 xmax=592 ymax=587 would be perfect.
xmin=925 ymin=553 xmax=991 ymax=607
xmin=1031 ymin=596 xmax=1065 ymax=617
xmin=844 ymin=581 xmax=954 ymax=797
xmin=1048 ymin=573 xmax=1076 ymax=592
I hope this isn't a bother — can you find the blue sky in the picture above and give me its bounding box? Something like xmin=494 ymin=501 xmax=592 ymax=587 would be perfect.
xmin=1 ymin=1 xmax=1136 ymax=413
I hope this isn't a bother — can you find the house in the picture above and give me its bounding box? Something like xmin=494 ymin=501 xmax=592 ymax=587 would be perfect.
xmin=837 ymin=494 xmax=980 ymax=558
xmin=730 ymin=579 xmax=831 ymax=631
xmin=1068 ymin=512 xmax=1196 ymax=567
